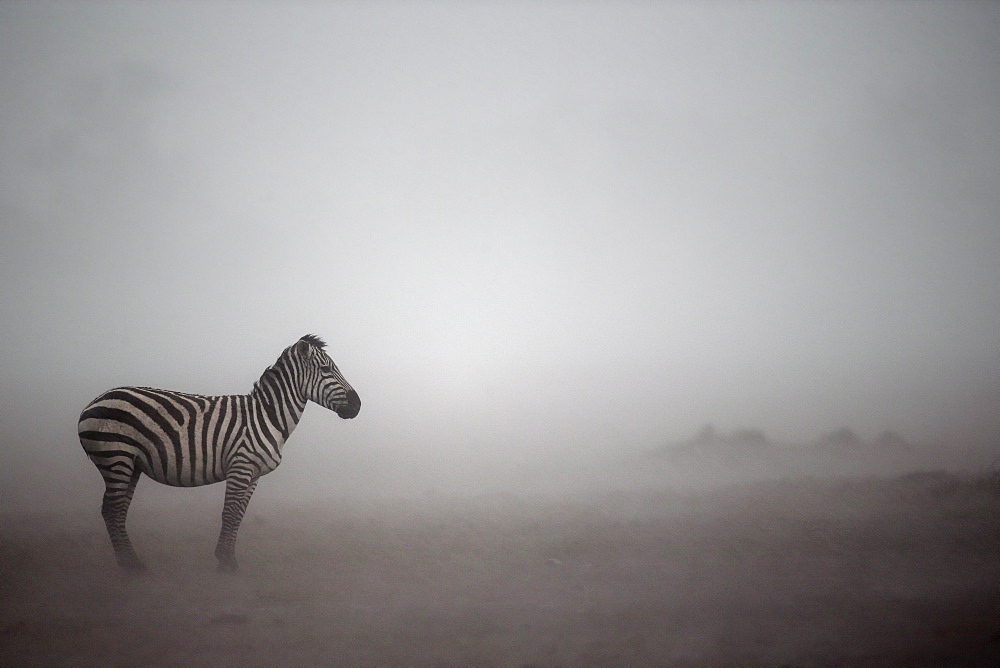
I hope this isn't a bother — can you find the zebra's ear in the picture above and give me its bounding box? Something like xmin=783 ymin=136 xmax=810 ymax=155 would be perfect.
xmin=294 ymin=339 xmax=313 ymax=358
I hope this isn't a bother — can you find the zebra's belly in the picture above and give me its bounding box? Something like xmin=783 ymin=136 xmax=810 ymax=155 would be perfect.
xmin=136 ymin=457 xmax=226 ymax=487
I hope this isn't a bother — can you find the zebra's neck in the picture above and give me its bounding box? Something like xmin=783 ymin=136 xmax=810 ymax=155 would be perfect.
xmin=250 ymin=363 xmax=308 ymax=444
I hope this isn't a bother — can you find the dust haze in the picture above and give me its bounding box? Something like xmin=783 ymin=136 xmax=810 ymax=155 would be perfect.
xmin=2 ymin=1 xmax=1000 ymax=664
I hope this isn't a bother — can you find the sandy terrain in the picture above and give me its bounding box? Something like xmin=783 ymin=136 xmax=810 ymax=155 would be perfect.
xmin=3 ymin=470 xmax=1000 ymax=665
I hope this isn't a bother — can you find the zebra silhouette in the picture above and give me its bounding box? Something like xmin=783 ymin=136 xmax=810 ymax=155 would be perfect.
xmin=79 ymin=334 xmax=361 ymax=572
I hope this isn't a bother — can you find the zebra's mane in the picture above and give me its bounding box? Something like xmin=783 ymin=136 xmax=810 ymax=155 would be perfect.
xmin=298 ymin=334 xmax=327 ymax=350
xmin=257 ymin=334 xmax=327 ymax=392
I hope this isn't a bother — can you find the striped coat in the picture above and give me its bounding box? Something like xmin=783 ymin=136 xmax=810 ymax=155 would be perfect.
xmin=79 ymin=334 xmax=360 ymax=572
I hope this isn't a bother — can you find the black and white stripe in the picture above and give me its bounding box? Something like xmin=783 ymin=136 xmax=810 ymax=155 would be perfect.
xmin=79 ymin=334 xmax=360 ymax=572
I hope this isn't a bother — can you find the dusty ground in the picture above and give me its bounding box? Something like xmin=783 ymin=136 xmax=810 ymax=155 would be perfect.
xmin=3 ymin=471 xmax=1000 ymax=665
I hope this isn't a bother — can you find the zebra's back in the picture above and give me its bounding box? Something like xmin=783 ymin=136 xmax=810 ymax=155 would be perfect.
xmin=79 ymin=386 xmax=247 ymax=487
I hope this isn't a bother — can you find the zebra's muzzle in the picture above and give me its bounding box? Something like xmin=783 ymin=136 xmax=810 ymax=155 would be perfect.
xmin=336 ymin=389 xmax=361 ymax=419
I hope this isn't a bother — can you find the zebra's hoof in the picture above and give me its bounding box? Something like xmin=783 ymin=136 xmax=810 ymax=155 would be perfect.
xmin=216 ymin=559 xmax=239 ymax=574
xmin=121 ymin=559 xmax=148 ymax=575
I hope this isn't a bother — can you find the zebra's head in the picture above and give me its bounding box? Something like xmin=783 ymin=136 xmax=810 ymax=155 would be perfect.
xmin=292 ymin=334 xmax=361 ymax=419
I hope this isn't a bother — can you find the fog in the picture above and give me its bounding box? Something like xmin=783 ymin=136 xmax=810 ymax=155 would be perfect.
xmin=3 ymin=0 xmax=999 ymax=504
xmin=2 ymin=2 xmax=1000 ymax=663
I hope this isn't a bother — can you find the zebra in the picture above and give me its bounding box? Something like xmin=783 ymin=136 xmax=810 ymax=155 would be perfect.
xmin=78 ymin=334 xmax=361 ymax=572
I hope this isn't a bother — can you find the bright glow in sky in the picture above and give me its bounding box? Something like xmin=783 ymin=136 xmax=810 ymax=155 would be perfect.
xmin=2 ymin=2 xmax=999 ymax=495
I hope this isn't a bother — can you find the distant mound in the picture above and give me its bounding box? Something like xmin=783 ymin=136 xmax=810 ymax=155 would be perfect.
xmin=640 ymin=423 xmax=988 ymax=485
xmin=815 ymin=427 xmax=862 ymax=449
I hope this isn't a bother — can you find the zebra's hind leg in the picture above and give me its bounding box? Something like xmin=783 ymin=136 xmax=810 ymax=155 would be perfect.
xmin=99 ymin=465 xmax=146 ymax=573
xmin=215 ymin=473 xmax=258 ymax=573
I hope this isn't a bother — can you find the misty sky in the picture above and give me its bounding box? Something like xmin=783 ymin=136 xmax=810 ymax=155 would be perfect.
xmin=2 ymin=1 xmax=999 ymax=498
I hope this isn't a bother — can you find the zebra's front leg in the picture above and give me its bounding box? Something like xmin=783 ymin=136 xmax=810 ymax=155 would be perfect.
xmin=215 ymin=474 xmax=258 ymax=572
